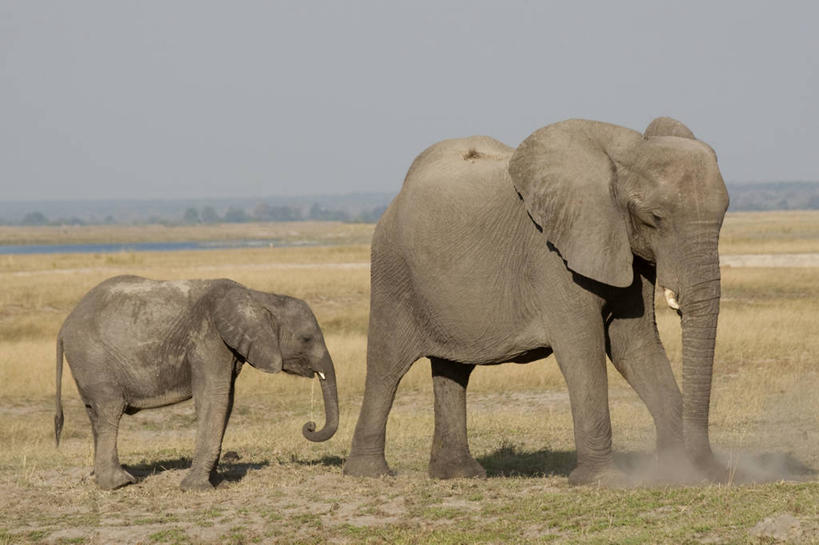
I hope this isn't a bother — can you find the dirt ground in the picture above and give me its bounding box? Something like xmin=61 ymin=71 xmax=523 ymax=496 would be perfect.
xmin=1 ymin=383 xmax=816 ymax=544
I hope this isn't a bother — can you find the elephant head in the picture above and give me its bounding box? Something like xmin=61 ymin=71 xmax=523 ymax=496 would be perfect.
xmin=214 ymin=286 xmax=339 ymax=442
xmin=508 ymin=118 xmax=729 ymax=469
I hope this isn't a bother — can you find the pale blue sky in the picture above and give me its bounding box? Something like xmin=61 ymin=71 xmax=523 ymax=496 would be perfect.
xmin=1 ymin=1 xmax=817 ymax=201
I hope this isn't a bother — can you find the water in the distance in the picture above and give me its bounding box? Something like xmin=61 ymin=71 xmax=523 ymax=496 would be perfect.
xmin=0 ymin=239 xmax=303 ymax=255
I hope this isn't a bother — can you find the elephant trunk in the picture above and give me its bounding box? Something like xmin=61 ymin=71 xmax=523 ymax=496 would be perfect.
xmin=302 ymin=352 xmax=339 ymax=442
xmin=679 ymin=244 xmax=721 ymax=468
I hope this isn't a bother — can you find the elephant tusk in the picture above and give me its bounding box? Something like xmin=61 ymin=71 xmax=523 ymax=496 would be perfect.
xmin=317 ymin=371 xmax=326 ymax=380
xmin=664 ymin=288 xmax=680 ymax=310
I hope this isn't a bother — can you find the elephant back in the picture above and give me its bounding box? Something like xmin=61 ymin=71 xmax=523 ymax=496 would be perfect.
xmin=402 ymin=135 xmax=514 ymax=188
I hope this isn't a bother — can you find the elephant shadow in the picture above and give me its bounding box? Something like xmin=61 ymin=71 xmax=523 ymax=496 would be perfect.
xmin=125 ymin=453 xmax=342 ymax=484
xmin=124 ymin=456 xmax=270 ymax=486
xmin=478 ymin=445 xmax=816 ymax=483
xmin=477 ymin=443 xmax=576 ymax=477
xmin=285 ymin=454 xmax=345 ymax=468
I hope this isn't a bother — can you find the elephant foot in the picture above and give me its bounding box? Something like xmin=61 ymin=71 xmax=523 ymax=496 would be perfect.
xmin=568 ymin=464 xmax=627 ymax=487
xmin=180 ymin=472 xmax=216 ymax=491
xmin=697 ymin=457 xmax=734 ymax=484
xmin=429 ymin=454 xmax=486 ymax=480
xmin=672 ymin=449 xmax=733 ymax=483
xmin=651 ymin=448 xmax=698 ymax=484
xmin=651 ymin=450 xmax=711 ymax=484
xmin=343 ymin=454 xmax=394 ymax=478
xmin=96 ymin=466 xmax=136 ymax=490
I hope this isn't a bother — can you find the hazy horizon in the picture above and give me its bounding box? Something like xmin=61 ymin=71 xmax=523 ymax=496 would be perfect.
xmin=2 ymin=2 xmax=818 ymax=202
xmin=1 ymin=181 xmax=817 ymax=206
xmin=0 ymin=190 xmax=396 ymax=205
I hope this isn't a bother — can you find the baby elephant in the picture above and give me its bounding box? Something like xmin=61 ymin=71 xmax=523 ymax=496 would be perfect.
xmin=55 ymin=275 xmax=339 ymax=490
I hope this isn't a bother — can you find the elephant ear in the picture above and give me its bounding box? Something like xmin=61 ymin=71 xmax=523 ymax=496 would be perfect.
xmin=644 ymin=116 xmax=695 ymax=139
xmin=213 ymin=287 xmax=282 ymax=373
xmin=508 ymin=120 xmax=634 ymax=288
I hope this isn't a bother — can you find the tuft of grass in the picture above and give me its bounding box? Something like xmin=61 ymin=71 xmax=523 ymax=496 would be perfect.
xmin=148 ymin=527 xmax=190 ymax=544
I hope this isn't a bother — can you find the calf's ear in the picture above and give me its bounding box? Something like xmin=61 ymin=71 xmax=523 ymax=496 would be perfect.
xmin=213 ymin=288 xmax=283 ymax=373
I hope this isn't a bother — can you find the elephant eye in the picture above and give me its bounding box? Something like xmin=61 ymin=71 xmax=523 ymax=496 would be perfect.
xmin=300 ymin=334 xmax=312 ymax=344
xmin=629 ymin=200 xmax=661 ymax=229
xmin=634 ymin=210 xmax=659 ymax=229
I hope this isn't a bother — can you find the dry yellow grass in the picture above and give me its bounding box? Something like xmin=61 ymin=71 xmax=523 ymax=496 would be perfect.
xmin=720 ymin=210 xmax=819 ymax=254
xmin=0 ymin=216 xmax=816 ymax=544
xmin=0 ymin=221 xmax=376 ymax=246
xmin=1 ymin=226 xmax=816 ymax=441
xmin=2 ymin=209 xmax=819 ymax=253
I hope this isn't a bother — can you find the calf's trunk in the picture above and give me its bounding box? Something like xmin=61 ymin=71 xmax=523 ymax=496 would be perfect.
xmin=302 ymin=353 xmax=339 ymax=442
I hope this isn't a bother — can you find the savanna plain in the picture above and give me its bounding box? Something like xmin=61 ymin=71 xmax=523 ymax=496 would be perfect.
xmin=1 ymin=212 xmax=817 ymax=544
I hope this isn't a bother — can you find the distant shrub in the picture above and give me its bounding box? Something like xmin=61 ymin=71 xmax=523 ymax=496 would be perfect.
xmin=201 ymin=206 xmax=221 ymax=223
xmin=20 ymin=211 xmax=48 ymax=226
xmin=223 ymin=207 xmax=251 ymax=223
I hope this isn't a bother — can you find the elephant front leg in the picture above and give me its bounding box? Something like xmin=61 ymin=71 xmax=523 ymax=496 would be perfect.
xmin=429 ymin=358 xmax=485 ymax=479
xmin=553 ymin=326 xmax=624 ymax=486
xmin=606 ymin=315 xmax=696 ymax=481
xmin=182 ymin=381 xmax=235 ymax=491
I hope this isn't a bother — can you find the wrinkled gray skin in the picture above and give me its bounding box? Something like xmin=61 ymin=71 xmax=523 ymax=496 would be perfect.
xmin=344 ymin=118 xmax=729 ymax=485
xmin=56 ymin=275 xmax=339 ymax=490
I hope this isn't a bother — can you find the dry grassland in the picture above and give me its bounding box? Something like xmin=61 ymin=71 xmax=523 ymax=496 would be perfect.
xmin=0 ymin=221 xmax=375 ymax=247
xmin=0 ymin=215 xmax=817 ymax=544
xmin=720 ymin=210 xmax=819 ymax=254
xmin=3 ymin=209 xmax=817 ymax=254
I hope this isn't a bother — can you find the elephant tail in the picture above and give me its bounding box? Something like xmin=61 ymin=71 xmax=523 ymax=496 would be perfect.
xmin=55 ymin=335 xmax=64 ymax=447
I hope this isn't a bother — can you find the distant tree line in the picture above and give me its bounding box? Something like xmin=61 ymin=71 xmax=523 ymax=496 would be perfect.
xmin=179 ymin=202 xmax=387 ymax=224
xmin=5 ymin=182 xmax=818 ymax=226
xmin=2 ymin=203 xmax=388 ymax=227
xmin=5 ymin=211 xmax=118 ymax=227
xmin=726 ymin=182 xmax=819 ymax=211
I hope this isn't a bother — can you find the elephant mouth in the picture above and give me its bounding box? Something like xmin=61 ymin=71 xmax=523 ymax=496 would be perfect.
xmin=282 ymin=357 xmax=315 ymax=378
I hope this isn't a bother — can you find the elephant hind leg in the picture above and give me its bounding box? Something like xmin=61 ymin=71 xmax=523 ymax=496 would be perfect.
xmin=343 ymin=356 xmax=417 ymax=477
xmin=429 ymin=358 xmax=485 ymax=479
xmin=84 ymin=389 xmax=135 ymax=490
xmin=344 ymin=307 xmax=420 ymax=477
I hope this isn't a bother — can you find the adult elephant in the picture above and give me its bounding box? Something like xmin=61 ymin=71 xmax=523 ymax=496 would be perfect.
xmin=344 ymin=118 xmax=729 ymax=485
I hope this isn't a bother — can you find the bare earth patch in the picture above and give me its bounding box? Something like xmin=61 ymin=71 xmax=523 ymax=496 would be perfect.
xmin=1 ymin=388 xmax=816 ymax=544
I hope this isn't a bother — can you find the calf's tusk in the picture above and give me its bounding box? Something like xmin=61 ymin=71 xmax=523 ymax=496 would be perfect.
xmin=317 ymin=371 xmax=326 ymax=380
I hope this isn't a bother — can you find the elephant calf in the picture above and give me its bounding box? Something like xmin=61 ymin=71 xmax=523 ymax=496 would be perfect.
xmin=55 ymin=275 xmax=339 ymax=490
